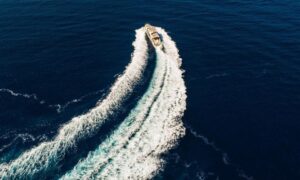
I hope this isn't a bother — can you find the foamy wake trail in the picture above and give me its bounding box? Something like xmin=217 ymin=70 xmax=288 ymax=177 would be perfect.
xmin=49 ymin=89 xmax=105 ymax=113
xmin=0 ymin=28 xmax=148 ymax=179
xmin=0 ymin=133 xmax=36 ymax=153
xmin=61 ymin=27 xmax=187 ymax=179
xmin=0 ymin=88 xmax=104 ymax=113
xmin=0 ymin=88 xmax=38 ymax=100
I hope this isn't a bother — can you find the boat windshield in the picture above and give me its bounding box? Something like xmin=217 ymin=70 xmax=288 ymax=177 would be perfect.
xmin=152 ymin=34 xmax=159 ymax=38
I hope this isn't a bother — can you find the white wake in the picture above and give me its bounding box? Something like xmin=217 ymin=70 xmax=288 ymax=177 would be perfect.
xmin=0 ymin=28 xmax=148 ymax=179
xmin=0 ymin=87 xmax=104 ymax=113
xmin=0 ymin=88 xmax=38 ymax=100
xmin=61 ymin=27 xmax=187 ymax=180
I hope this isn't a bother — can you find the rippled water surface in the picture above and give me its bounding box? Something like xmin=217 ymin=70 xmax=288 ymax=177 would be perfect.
xmin=0 ymin=0 xmax=300 ymax=179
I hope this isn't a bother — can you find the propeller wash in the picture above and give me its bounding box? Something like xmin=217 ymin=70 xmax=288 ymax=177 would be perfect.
xmin=0 ymin=26 xmax=187 ymax=179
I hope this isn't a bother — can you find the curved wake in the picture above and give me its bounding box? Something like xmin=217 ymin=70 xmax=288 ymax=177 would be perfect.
xmin=0 ymin=88 xmax=104 ymax=113
xmin=61 ymin=27 xmax=187 ymax=179
xmin=0 ymin=88 xmax=38 ymax=100
xmin=0 ymin=28 xmax=148 ymax=179
xmin=0 ymin=26 xmax=187 ymax=179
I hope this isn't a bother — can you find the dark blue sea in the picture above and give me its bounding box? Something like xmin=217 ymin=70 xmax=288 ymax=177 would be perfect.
xmin=0 ymin=0 xmax=300 ymax=179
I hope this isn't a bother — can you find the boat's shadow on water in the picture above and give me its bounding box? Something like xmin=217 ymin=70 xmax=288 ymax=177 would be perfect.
xmin=48 ymin=45 xmax=158 ymax=179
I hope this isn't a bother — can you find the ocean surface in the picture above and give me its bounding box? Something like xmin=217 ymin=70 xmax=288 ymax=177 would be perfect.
xmin=0 ymin=0 xmax=300 ymax=179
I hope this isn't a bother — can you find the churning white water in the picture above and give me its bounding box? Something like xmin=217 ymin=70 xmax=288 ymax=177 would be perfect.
xmin=61 ymin=27 xmax=187 ymax=180
xmin=0 ymin=28 xmax=149 ymax=179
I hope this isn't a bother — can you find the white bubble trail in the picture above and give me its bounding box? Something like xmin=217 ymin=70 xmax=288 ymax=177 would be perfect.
xmin=0 ymin=28 xmax=148 ymax=179
xmin=0 ymin=88 xmax=38 ymax=100
xmin=0 ymin=88 xmax=104 ymax=113
xmin=61 ymin=27 xmax=187 ymax=180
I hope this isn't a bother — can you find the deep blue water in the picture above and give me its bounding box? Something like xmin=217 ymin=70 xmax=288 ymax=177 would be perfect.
xmin=0 ymin=0 xmax=300 ymax=179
